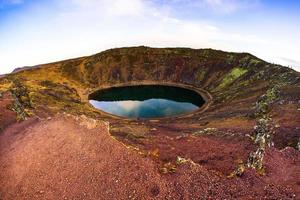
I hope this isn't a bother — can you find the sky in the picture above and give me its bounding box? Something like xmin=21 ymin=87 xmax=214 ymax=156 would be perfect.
xmin=0 ymin=0 xmax=300 ymax=74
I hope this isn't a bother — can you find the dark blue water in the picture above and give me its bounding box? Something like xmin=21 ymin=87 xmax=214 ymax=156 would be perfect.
xmin=89 ymin=85 xmax=204 ymax=119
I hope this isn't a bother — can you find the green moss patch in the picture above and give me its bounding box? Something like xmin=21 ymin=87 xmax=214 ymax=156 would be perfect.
xmin=217 ymin=67 xmax=248 ymax=89
xmin=8 ymin=78 xmax=33 ymax=121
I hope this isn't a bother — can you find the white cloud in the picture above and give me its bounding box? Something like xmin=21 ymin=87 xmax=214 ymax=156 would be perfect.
xmin=279 ymin=57 xmax=300 ymax=67
xmin=167 ymin=0 xmax=261 ymax=14
xmin=202 ymin=0 xmax=260 ymax=13
xmin=105 ymin=0 xmax=145 ymax=16
xmin=49 ymin=0 xmax=233 ymax=49
xmin=117 ymin=101 xmax=141 ymax=111
xmin=0 ymin=0 xmax=299 ymax=74
xmin=63 ymin=0 xmax=146 ymax=17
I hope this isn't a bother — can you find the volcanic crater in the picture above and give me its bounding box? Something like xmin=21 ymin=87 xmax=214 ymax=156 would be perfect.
xmin=0 ymin=46 xmax=299 ymax=199
xmin=88 ymin=83 xmax=208 ymax=119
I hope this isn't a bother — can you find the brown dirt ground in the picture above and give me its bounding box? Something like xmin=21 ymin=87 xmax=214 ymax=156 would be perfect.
xmin=0 ymin=115 xmax=298 ymax=200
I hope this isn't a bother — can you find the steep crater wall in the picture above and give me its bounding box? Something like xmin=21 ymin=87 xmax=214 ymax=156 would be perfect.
xmin=1 ymin=47 xmax=300 ymax=148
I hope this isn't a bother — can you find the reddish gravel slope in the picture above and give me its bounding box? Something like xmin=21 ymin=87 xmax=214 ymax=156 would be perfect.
xmin=0 ymin=115 xmax=298 ymax=200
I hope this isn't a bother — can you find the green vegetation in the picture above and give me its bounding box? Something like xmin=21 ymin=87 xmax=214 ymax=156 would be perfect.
xmin=254 ymin=85 xmax=280 ymax=117
xmin=248 ymin=58 xmax=261 ymax=67
xmin=229 ymin=85 xmax=281 ymax=177
xmin=196 ymin=70 xmax=206 ymax=82
xmin=8 ymin=78 xmax=33 ymax=121
xmin=246 ymin=86 xmax=279 ymax=174
xmin=226 ymin=54 xmax=235 ymax=64
xmin=193 ymin=127 xmax=218 ymax=136
xmin=217 ymin=67 xmax=248 ymax=89
xmin=247 ymin=117 xmax=276 ymax=174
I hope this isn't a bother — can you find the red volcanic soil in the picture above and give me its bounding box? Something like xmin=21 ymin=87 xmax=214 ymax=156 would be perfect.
xmin=0 ymin=114 xmax=298 ymax=200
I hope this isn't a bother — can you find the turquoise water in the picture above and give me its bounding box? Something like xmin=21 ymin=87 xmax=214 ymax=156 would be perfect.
xmin=89 ymin=85 xmax=204 ymax=119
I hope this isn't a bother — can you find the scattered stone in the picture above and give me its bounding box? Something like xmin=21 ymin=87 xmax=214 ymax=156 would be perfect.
xmin=79 ymin=115 xmax=98 ymax=129
xmin=160 ymin=162 xmax=176 ymax=174
xmin=175 ymin=133 xmax=188 ymax=139
xmin=149 ymin=119 xmax=159 ymax=123
xmin=228 ymin=160 xmax=245 ymax=178
xmin=193 ymin=128 xmax=218 ymax=136
xmin=176 ymin=156 xmax=188 ymax=164
xmin=148 ymin=148 xmax=159 ymax=158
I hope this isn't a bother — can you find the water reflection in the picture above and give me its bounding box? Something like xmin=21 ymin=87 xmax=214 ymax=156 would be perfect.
xmin=89 ymin=85 xmax=204 ymax=118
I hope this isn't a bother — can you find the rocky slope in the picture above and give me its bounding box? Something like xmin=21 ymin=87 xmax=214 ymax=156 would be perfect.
xmin=0 ymin=46 xmax=299 ymax=199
